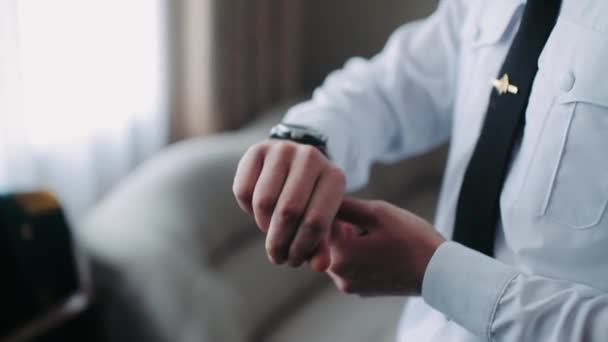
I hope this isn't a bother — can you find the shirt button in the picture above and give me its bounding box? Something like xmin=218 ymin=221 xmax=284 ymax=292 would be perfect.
xmin=560 ymin=71 xmax=575 ymax=92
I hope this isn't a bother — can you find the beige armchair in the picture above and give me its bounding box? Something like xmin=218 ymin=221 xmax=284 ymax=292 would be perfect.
xmin=80 ymin=1 xmax=445 ymax=341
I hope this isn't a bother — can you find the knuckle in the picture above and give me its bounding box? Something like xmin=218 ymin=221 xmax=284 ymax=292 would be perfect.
xmin=326 ymin=164 xmax=343 ymax=176
xmin=266 ymin=242 xmax=285 ymax=260
xmin=369 ymin=200 xmax=389 ymax=217
xmin=288 ymin=244 xmax=307 ymax=261
xmin=299 ymin=145 xmax=321 ymax=162
xmin=368 ymin=199 xmax=386 ymax=209
xmin=289 ymin=224 xmax=324 ymax=261
xmin=337 ymin=280 xmax=355 ymax=294
xmin=302 ymin=214 xmax=326 ymax=236
xmin=326 ymin=167 xmax=346 ymax=192
xmin=233 ymin=185 xmax=252 ymax=203
xmin=276 ymin=205 xmax=301 ymax=223
xmin=329 ymin=261 xmax=350 ymax=277
xmin=270 ymin=139 xmax=296 ymax=153
xmin=253 ymin=196 xmax=275 ymax=215
xmin=248 ymin=142 xmax=268 ymax=157
xmin=329 ymin=166 xmax=346 ymax=184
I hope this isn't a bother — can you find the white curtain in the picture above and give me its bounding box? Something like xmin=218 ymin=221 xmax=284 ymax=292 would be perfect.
xmin=0 ymin=0 xmax=168 ymax=222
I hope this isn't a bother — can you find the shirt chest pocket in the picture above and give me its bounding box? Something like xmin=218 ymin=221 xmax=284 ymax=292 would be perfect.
xmin=527 ymin=19 xmax=608 ymax=230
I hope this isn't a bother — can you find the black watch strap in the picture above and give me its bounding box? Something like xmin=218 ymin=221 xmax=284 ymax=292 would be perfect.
xmin=269 ymin=123 xmax=328 ymax=157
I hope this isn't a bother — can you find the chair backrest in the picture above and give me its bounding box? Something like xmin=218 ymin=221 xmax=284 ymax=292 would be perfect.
xmin=169 ymin=0 xmax=438 ymax=137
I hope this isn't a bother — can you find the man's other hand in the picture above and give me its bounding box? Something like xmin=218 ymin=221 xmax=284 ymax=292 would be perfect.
xmin=326 ymin=197 xmax=446 ymax=297
xmin=233 ymin=140 xmax=345 ymax=271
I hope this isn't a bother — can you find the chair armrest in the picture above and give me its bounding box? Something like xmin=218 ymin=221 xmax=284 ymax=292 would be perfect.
xmin=78 ymin=101 xmax=297 ymax=342
xmin=80 ymin=102 xmax=294 ymax=268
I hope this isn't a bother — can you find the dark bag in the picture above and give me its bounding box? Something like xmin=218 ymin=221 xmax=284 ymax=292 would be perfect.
xmin=0 ymin=191 xmax=81 ymax=340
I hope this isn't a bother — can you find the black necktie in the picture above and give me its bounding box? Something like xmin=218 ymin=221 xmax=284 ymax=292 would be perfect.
xmin=452 ymin=0 xmax=562 ymax=257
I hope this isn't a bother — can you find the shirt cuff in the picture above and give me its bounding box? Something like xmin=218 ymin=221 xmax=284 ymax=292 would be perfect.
xmin=421 ymin=242 xmax=519 ymax=339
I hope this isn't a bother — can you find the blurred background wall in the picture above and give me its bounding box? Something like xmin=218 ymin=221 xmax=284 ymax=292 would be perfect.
xmin=0 ymin=0 xmax=438 ymax=222
xmin=302 ymin=0 xmax=438 ymax=89
xmin=168 ymin=0 xmax=438 ymax=139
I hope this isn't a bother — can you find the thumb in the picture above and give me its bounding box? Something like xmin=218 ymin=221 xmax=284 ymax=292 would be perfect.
xmin=336 ymin=196 xmax=377 ymax=226
xmin=310 ymin=219 xmax=360 ymax=272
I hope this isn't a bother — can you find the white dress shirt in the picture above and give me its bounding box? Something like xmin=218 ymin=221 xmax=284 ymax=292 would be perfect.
xmin=283 ymin=0 xmax=608 ymax=341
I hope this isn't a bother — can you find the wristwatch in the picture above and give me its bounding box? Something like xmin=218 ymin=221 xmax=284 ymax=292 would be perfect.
xmin=269 ymin=123 xmax=328 ymax=157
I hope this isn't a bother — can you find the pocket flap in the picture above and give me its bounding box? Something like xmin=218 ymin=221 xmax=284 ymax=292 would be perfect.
xmin=539 ymin=19 xmax=608 ymax=107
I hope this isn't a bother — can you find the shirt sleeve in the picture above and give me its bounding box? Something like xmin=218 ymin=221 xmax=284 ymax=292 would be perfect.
xmin=423 ymin=242 xmax=608 ymax=342
xmin=283 ymin=0 xmax=469 ymax=191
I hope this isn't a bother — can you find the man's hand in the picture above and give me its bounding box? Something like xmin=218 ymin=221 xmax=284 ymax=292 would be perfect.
xmin=326 ymin=197 xmax=446 ymax=297
xmin=233 ymin=140 xmax=346 ymax=270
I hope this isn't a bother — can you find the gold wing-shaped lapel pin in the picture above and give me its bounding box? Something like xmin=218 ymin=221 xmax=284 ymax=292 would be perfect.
xmin=492 ymin=74 xmax=519 ymax=95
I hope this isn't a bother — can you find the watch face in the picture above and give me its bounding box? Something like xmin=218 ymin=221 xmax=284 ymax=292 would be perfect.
xmin=290 ymin=128 xmax=307 ymax=140
xmin=277 ymin=124 xmax=326 ymax=142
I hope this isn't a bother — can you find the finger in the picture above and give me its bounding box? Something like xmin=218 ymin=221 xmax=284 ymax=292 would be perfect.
xmin=325 ymin=218 xmax=377 ymax=277
xmin=309 ymin=218 xmax=347 ymax=272
xmin=326 ymin=271 xmax=344 ymax=289
xmin=329 ymin=220 xmax=370 ymax=239
xmin=288 ymin=167 xmax=345 ymax=267
xmin=265 ymin=147 xmax=323 ymax=264
xmin=336 ymin=196 xmax=378 ymax=226
xmin=233 ymin=144 xmax=267 ymax=214
xmin=327 ymin=268 xmax=359 ymax=295
xmin=251 ymin=149 xmax=291 ymax=232
xmin=308 ymin=239 xmax=330 ymax=272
